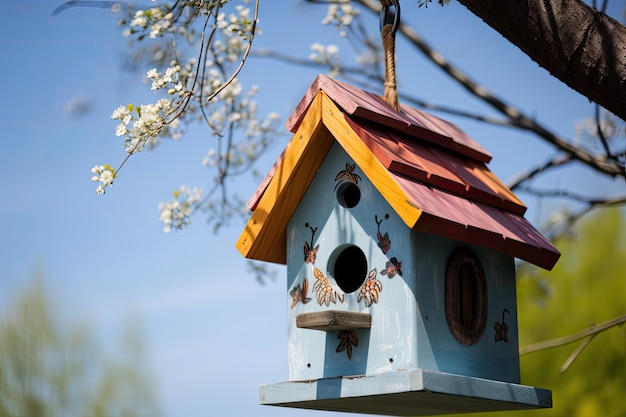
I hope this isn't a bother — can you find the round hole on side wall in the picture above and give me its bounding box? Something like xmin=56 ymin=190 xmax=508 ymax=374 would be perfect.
xmin=331 ymin=245 xmax=368 ymax=293
xmin=336 ymin=182 xmax=361 ymax=208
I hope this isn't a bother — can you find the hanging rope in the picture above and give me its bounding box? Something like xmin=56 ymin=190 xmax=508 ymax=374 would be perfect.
xmin=380 ymin=0 xmax=401 ymax=111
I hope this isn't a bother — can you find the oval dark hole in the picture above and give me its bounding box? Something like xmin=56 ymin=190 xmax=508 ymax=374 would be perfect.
xmin=333 ymin=245 xmax=368 ymax=293
xmin=445 ymin=247 xmax=487 ymax=346
xmin=459 ymin=262 xmax=478 ymax=331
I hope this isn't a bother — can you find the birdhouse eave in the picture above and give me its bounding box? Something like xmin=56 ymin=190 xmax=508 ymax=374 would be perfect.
xmin=236 ymin=76 xmax=560 ymax=270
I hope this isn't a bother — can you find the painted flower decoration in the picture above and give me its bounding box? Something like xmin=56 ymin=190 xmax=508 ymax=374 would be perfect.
xmin=357 ymin=268 xmax=382 ymax=307
xmin=380 ymin=257 xmax=403 ymax=278
xmin=313 ymin=266 xmax=344 ymax=306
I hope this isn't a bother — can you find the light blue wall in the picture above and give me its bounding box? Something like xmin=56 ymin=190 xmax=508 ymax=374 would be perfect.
xmin=411 ymin=232 xmax=521 ymax=383
xmin=285 ymin=141 xmax=520 ymax=384
xmin=286 ymin=143 xmax=418 ymax=381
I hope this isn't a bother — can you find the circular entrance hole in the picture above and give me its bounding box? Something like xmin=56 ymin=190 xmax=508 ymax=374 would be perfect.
xmin=331 ymin=245 xmax=368 ymax=293
xmin=336 ymin=182 xmax=361 ymax=208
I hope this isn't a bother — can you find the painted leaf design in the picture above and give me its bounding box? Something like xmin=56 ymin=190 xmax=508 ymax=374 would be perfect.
xmin=336 ymin=330 xmax=358 ymax=359
xmin=313 ymin=267 xmax=342 ymax=307
xmin=347 ymin=330 xmax=358 ymax=346
xmin=357 ymin=268 xmax=382 ymax=307
xmin=336 ymin=338 xmax=349 ymax=352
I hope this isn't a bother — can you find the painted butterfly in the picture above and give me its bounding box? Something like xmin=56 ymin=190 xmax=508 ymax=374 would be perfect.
xmin=303 ymin=223 xmax=319 ymax=264
xmin=334 ymin=162 xmax=362 ymax=190
xmin=380 ymin=257 xmax=403 ymax=278
xmin=290 ymin=278 xmax=312 ymax=309
xmin=494 ymin=308 xmax=510 ymax=343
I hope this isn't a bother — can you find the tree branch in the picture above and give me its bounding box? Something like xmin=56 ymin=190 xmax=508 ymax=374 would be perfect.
xmin=520 ymin=313 xmax=626 ymax=355
xmin=252 ymin=50 xmax=530 ymax=129
xmin=542 ymin=195 xmax=626 ymax=240
xmin=508 ymin=153 xmax=573 ymax=190
xmin=457 ymin=0 xmax=626 ymax=122
xmin=355 ymin=0 xmax=625 ymax=179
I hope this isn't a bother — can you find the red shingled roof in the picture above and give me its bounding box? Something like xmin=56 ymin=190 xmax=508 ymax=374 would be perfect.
xmin=239 ymin=75 xmax=560 ymax=270
xmin=285 ymin=74 xmax=493 ymax=164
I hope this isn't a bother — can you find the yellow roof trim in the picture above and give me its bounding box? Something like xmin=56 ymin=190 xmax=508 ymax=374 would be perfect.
xmin=319 ymin=92 xmax=423 ymax=230
xmin=235 ymin=92 xmax=334 ymax=264
xmin=236 ymin=91 xmax=424 ymax=264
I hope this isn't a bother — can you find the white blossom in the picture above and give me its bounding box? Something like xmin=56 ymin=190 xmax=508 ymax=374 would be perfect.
xmin=90 ymin=164 xmax=116 ymax=195
xmin=158 ymin=186 xmax=203 ymax=232
xmin=93 ymin=0 xmax=283 ymax=232
xmin=321 ymin=1 xmax=359 ymax=37
xmin=309 ymin=43 xmax=341 ymax=65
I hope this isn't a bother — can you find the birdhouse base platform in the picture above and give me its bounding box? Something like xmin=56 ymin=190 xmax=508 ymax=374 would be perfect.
xmin=260 ymin=369 xmax=551 ymax=416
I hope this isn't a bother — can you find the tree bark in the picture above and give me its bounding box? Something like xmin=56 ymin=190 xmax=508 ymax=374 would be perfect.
xmin=457 ymin=0 xmax=626 ymax=121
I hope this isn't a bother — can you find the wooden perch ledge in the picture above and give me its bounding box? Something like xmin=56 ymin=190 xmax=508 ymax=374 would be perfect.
xmin=296 ymin=310 xmax=372 ymax=331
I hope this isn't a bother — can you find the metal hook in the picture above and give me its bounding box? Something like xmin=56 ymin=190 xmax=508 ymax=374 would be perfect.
xmin=380 ymin=0 xmax=401 ymax=35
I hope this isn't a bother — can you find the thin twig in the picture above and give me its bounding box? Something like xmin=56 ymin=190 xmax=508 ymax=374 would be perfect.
xmin=508 ymin=154 xmax=573 ymax=190
xmin=545 ymin=195 xmax=626 ymax=240
xmin=515 ymin=188 xmax=626 ymax=206
xmin=520 ymin=314 xmax=626 ymax=355
xmin=560 ymin=334 xmax=595 ymax=373
xmin=595 ymin=104 xmax=613 ymax=158
xmin=205 ymin=0 xmax=259 ymax=103
xmin=51 ymin=0 xmax=119 ymax=16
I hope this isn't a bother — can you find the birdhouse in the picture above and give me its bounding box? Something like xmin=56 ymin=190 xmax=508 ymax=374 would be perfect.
xmin=236 ymin=75 xmax=560 ymax=416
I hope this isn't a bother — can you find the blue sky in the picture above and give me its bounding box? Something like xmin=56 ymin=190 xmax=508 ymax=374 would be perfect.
xmin=0 ymin=1 xmax=624 ymax=416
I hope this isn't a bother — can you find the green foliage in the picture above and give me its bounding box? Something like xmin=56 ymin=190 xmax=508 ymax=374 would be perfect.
xmin=475 ymin=208 xmax=626 ymax=417
xmin=0 ymin=282 xmax=161 ymax=417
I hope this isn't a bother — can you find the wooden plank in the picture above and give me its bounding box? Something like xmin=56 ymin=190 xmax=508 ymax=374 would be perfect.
xmin=402 ymin=107 xmax=492 ymax=163
xmin=319 ymin=93 xmax=424 ymax=230
xmin=285 ymin=74 xmax=412 ymax=134
xmin=286 ymin=75 xmax=493 ymax=163
xmin=344 ymin=116 xmax=522 ymax=213
xmin=467 ymin=159 xmax=527 ymax=214
xmin=260 ymin=369 xmax=552 ymax=415
xmin=296 ymin=311 xmax=371 ymax=331
xmin=392 ymin=172 xmax=559 ymax=269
